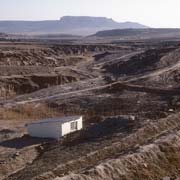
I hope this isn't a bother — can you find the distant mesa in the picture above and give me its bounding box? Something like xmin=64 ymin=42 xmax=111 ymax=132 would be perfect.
xmin=0 ymin=16 xmax=148 ymax=36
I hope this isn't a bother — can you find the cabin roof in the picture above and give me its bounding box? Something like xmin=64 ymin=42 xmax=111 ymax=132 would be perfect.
xmin=27 ymin=116 xmax=82 ymax=126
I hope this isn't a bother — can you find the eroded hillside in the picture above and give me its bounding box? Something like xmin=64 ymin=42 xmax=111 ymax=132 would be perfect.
xmin=1 ymin=40 xmax=180 ymax=180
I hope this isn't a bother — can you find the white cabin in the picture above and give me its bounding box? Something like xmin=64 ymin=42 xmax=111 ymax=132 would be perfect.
xmin=26 ymin=116 xmax=83 ymax=140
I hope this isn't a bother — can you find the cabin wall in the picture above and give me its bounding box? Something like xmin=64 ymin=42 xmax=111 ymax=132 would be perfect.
xmin=61 ymin=122 xmax=71 ymax=136
xmin=27 ymin=122 xmax=61 ymax=140
xmin=61 ymin=117 xmax=83 ymax=136
xmin=78 ymin=117 xmax=83 ymax=130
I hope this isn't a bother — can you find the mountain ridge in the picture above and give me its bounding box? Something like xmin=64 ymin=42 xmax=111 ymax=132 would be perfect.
xmin=90 ymin=28 xmax=180 ymax=39
xmin=0 ymin=16 xmax=148 ymax=35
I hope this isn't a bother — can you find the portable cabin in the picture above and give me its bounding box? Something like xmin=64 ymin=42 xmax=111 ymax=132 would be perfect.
xmin=26 ymin=116 xmax=83 ymax=140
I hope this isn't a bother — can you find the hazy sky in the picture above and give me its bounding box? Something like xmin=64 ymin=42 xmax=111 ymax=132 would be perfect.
xmin=1 ymin=0 xmax=180 ymax=28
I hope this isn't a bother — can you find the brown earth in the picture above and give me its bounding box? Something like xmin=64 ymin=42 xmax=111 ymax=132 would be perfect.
xmin=1 ymin=39 xmax=180 ymax=180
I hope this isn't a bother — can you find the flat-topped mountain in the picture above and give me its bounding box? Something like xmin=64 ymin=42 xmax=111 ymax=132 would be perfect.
xmin=0 ymin=16 xmax=148 ymax=35
xmin=59 ymin=16 xmax=147 ymax=29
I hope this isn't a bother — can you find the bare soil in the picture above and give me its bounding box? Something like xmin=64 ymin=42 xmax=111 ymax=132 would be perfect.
xmin=1 ymin=39 xmax=180 ymax=180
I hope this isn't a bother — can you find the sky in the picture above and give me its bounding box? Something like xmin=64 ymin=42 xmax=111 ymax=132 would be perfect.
xmin=1 ymin=0 xmax=180 ymax=28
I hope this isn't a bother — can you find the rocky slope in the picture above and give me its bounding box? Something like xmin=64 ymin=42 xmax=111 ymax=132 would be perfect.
xmin=1 ymin=40 xmax=180 ymax=180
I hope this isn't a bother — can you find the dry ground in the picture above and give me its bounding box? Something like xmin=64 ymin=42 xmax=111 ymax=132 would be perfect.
xmin=1 ymin=40 xmax=180 ymax=180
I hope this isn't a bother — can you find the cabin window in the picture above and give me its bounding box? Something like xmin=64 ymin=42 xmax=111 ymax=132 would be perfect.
xmin=70 ymin=121 xmax=78 ymax=131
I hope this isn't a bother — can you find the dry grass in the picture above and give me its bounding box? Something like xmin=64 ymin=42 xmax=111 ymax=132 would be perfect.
xmin=0 ymin=103 xmax=64 ymax=121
